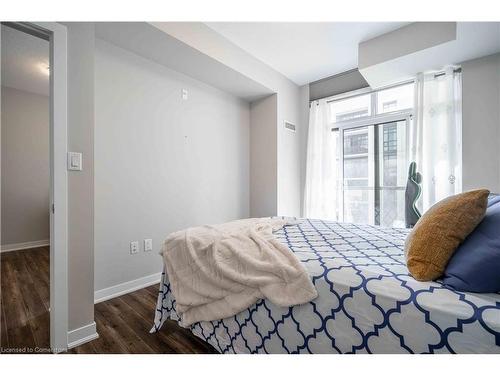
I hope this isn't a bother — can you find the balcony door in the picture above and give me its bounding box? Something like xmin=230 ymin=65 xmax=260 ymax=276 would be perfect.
xmin=341 ymin=119 xmax=409 ymax=227
xmin=328 ymin=81 xmax=414 ymax=227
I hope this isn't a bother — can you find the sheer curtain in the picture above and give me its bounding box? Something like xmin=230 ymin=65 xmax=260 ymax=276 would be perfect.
xmin=303 ymin=100 xmax=340 ymax=219
xmin=411 ymin=67 xmax=462 ymax=212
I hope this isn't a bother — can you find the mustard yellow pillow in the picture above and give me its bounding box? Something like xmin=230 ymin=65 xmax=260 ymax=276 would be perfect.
xmin=405 ymin=189 xmax=489 ymax=281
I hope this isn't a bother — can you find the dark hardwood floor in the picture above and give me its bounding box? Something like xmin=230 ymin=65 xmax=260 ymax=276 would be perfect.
xmin=1 ymin=246 xmax=50 ymax=353
xmin=0 ymin=247 xmax=216 ymax=354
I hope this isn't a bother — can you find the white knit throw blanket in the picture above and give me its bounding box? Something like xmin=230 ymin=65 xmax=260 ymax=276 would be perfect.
xmin=161 ymin=218 xmax=318 ymax=327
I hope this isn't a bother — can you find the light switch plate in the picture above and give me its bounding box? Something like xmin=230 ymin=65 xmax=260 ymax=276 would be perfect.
xmin=144 ymin=239 xmax=153 ymax=252
xmin=67 ymin=152 xmax=83 ymax=171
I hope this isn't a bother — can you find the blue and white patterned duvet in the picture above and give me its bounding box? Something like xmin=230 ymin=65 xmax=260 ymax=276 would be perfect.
xmin=152 ymin=219 xmax=500 ymax=353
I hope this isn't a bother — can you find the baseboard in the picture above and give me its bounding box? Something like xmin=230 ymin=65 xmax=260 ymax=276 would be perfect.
xmin=67 ymin=321 xmax=99 ymax=349
xmin=1 ymin=239 xmax=50 ymax=253
xmin=94 ymin=272 xmax=162 ymax=304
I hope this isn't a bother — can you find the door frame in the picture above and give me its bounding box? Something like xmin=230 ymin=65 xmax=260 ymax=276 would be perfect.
xmin=2 ymin=21 xmax=69 ymax=352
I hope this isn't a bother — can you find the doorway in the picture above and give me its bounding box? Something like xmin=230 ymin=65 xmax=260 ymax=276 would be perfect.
xmin=1 ymin=22 xmax=51 ymax=353
xmin=1 ymin=22 xmax=68 ymax=353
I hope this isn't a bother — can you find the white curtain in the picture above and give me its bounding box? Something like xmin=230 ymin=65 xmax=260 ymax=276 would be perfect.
xmin=411 ymin=67 xmax=462 ymax=212
xmin=303 ymin=100 xmax=340 ymax=220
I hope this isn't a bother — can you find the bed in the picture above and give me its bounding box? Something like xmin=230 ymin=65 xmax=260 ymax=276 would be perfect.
xmin=151 ymin=219 xmax=500 ymax=353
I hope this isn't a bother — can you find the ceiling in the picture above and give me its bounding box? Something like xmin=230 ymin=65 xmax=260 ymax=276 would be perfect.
xmin=1 ymin=24 xmax=50 ymax=96
xmin=205 ymin=22 xmax=410 ymax=85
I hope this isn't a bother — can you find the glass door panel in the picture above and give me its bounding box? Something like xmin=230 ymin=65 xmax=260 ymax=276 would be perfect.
xmin=376 ymin=121 xmax=408 ymax=228
xmin=342 ymin=120 xmax=408 ymax=227
xmin=342 ymin=126 xmax=375 ymax=225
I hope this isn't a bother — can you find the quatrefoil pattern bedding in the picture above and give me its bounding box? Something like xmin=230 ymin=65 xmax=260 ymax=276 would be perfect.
xmin=152 ymin=219 xmax=500 ymax=353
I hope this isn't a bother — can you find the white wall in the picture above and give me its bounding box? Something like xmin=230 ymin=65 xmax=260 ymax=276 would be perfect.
xmin=95 ymin=23 xmax=272 ymax=102
xmin=358 ymin=23 xmax=457 ymax=70
xmin=276 ymin=86 xmax=302 ymax=217
xmin=151 ymin=23 xmax=304 ymax=217
xmin=461 ymin=52 xmax=500 ymax=192
xmin=62 ymin=22 xmax=96 ymax=332
xmin=1 ymin=86 xmax=49 ymax=246
xmin=94 ymin=39 xmax=250 ymax=291
xmin=250 ymin=94 xmax=277 ymax=217
xmin=298 ymin=84 xmax=310 ymax=214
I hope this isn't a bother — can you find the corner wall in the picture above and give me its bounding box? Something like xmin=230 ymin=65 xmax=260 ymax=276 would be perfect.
xmin=461 ymin=52 xmax=500 ymax=192
xmin=63 ymin=22 xmax=96 ymax=333
xmin=276 ymin=85 xmax=302 ymax=217
xmin=298 ymin=85 xmax=310 ymax=215
xmin=250 ymin=94 xmax=277 ymax=217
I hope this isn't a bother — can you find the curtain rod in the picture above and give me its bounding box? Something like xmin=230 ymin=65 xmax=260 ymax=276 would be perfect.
xmin=433 ymin=67 xmax=462 ymax=78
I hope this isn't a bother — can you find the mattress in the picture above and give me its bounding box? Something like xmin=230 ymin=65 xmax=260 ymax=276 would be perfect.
xmin=151 ymin=219 xmax=500 ymax=353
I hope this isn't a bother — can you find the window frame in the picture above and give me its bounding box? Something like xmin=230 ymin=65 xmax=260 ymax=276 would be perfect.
xmin=329 ymin=79 xmax=415 ymax=130
xmin=328 ymin=80 xmax=414 ymax=225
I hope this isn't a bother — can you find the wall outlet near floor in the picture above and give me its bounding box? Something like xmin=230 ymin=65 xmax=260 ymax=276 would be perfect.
xmin=144 ymin=239 xmax=153 ymax=252
xmin=130 ymin=241 xmax=139 ymax=254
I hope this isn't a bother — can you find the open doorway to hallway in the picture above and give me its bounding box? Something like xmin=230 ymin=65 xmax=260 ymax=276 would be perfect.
xmin=1 ymin=23 xmax=51 ymax=353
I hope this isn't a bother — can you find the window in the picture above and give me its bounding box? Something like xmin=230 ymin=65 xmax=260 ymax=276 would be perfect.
xmin=344 ymin=130 xmax=368 ymax=155
xmin=377 ymin=121 xmax=408 ymax=227
xmin=382 ymin=100 xmax=397 ymax=112
xmin=329 ymin=82 xmax=414 ymax=228
xmin=383 ymin=123 xmax=397 ymax=154
xmin=377 ymin=83 xmax=414 ymax=114
xmin=330 ymin=93 xmax=371 ymax=122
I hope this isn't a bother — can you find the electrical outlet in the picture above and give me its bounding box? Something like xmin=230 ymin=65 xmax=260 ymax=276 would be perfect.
xmin=130 ymin=241 xmax=139 ymax=254
xmin=144 ymin=239 xmax=153 ymax=252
